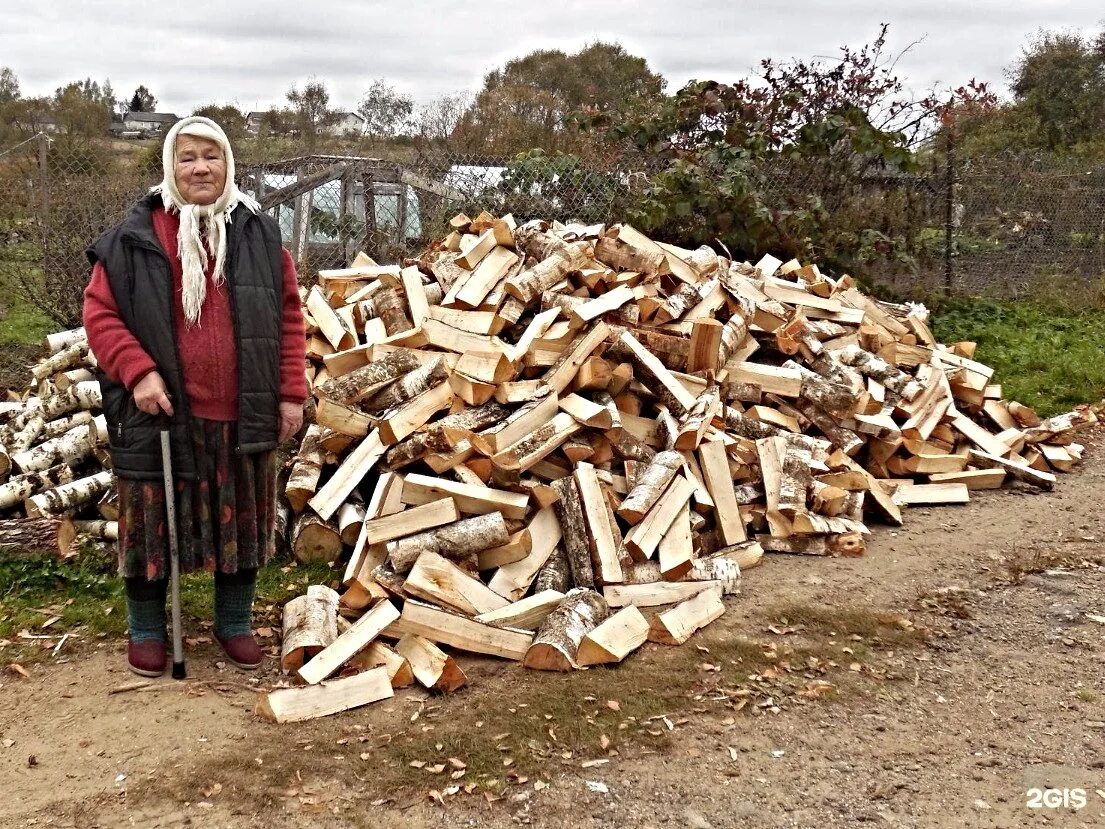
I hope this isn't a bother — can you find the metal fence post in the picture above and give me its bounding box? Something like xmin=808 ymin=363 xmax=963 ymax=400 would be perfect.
xmin=943 ymin=132 xmax=956 ymax=296
xmin=38 ymin=132 xmax=49 ymax=278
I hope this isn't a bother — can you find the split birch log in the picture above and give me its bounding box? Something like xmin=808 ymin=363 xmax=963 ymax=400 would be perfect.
xmin=550 ymin=475 xmax=594 ymax=589
xmin=395 ymin=634 xmax=467 ymax=693
xmin=384 ymin=401 xmax=508 ymax=468
xmin=297 ymin=600 xmax=400 ymax=684
xmin=523 ymin=588 xmax=610 ymax=671
xmin=373 ymin=286 xmax=413 ymax=335
xmin=534 ymin=545 xmax=571 ymax=593
xmin=285 ymin=424 xmax=325 ymax=513
xmin=348 ymin=641 xmax=415 ymax=688
xmin=647 ymin=585 xmax=725 ymax=645
xmin=505 ymin=240 xmax=592 ymax=304
xmin=56 ymin=518 xmax=118 ymax=555
xmin=26 ymin=470 xmax=112 ymax=517
xmin=363 ymin=356 xmax=450 ymax=414
xmin=386 ymin=512 xmax=509 ymax=574
xmin=257 ymin=667 xmax=393 ymax=723
xmin=280 ymin=585 xmax=340 ymax=674
xmin=291 ymin=513 xmax=343 ymax=564
xmin=617 ymin=450 xmax=684 ymax=524
xmin=315 ymin=350 xmax=419 ymax=403
xmin=576 ymin=605 xmax=650 ymax=666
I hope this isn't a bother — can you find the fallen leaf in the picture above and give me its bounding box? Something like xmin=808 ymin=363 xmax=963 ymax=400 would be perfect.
xmin=9 ymin=664 xmax=29 ymax=678
xmin=599 ymin=734 xmax=611 ymax=750
xmin=409 ymin=760 xmax=426 ymax=769
xmin=606 ymin=700 xmax=620 ymax=712
xmin=581 ymin=759 xmax=609 ymax=768
xmin=447 ymin=757 xmax=466 ymax=769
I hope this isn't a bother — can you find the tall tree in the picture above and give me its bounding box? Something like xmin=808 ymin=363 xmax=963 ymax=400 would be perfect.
xmin=286 ymin=80 xmax=339 ymax=145
xmin=357 ymin=79 xmax=414 ymax=139
xmin=192 ymin=103 xmax=247 ymax=141
xmin=1008 ymin=28 xmax=1105 ymax=149
xmin=0 ymin=66 xmax=19 ymax=105
xmin=129 ymin=85 xmax=157 ymax=113
xmin=52 ymin=78 xmax=115 ymax=136
xmin=456 ymin=41 xmax=665 ymax=154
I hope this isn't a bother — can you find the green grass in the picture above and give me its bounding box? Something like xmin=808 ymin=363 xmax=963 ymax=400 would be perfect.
xmin=931 ymin=298 xmax=1105 ymax=416
xmin=0 ymin=545 xmax=338 ymax=665
xmin=0 ymin=294 xmax=52 ymax=346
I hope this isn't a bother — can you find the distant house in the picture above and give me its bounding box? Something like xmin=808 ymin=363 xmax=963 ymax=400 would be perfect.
xmin=117 ymin=111 xmax=178 ymax=137
xmin=245 ymin=111 xmax=266 ymax=135
xmin=324 ymin=112 xmax=365 ymax=137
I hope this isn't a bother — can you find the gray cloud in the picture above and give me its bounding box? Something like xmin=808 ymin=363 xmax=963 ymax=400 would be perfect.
xmin=1 ymin=0 xmax=1101 ymax=116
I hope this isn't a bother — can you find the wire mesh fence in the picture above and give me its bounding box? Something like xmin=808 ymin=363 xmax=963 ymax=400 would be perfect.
xmin=2 ymin=131 xmax=1105 ymax=329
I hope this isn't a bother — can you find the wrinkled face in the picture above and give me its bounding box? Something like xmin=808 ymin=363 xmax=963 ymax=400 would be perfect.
xmin=174 ymin=134 xmax=227 ymax=205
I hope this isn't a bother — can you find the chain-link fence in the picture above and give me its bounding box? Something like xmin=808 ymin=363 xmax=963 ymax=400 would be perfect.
xmin=3 ymin=131 xmax=1105 ymax=329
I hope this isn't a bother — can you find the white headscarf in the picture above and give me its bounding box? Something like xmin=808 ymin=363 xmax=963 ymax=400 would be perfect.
xmin=152 ymin=116 xmax=260 ymax=326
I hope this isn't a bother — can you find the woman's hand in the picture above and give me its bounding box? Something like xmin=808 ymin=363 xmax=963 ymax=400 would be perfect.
xmin=279 ymin=401 xmax=304 ymax=443
xmin=133 ymin=372 xmax=174 ymax=416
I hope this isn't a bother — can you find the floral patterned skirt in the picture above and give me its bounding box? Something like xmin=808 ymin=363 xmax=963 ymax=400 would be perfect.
xmin=116 ymin=418 xmax=278 ymax=581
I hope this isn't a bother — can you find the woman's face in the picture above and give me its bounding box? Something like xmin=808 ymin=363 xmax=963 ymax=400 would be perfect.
xmin=174 ymin=135 xmax=227 ymax=205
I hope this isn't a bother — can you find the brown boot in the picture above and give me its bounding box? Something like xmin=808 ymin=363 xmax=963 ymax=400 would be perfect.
xmin=127 ymin=639 xmax=167 ymax=677
xmin=215 ymin=633 xmax=263 ymax=670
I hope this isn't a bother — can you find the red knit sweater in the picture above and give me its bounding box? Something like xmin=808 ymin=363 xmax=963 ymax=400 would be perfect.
xmin=83 ymin=207 xmax=308 ymax=421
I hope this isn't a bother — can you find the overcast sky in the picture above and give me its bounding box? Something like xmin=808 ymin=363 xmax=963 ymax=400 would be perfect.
xmin=2 ymin=1 xmax=1101 ymax=114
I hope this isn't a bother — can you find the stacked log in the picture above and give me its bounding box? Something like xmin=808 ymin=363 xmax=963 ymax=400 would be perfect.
xmin=0 ymin=329 xmax=119 ymax=554
xmin=253 ymin=211 xmax=1095 ymax=721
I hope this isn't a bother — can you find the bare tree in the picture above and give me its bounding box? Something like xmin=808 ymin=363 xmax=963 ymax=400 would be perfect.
xmin=357 ymin=79 xmax=414 ymax=139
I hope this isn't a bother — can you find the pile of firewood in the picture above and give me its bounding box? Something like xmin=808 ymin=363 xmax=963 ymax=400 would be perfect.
xmin=0 ymin=328 xmax=117 ymax=555
xmin=257 ymin=213 xmax=1097 ymax=722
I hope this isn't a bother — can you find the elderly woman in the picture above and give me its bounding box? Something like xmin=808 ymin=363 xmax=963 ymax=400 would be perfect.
xmin=83 ymin=116 xmax=307 ymax=677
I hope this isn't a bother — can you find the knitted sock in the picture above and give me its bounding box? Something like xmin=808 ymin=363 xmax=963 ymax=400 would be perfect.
xmin=214 ymin=569 xmax=257 ymax=639
xmin=124 ymin=577 xmax=168 ymax=643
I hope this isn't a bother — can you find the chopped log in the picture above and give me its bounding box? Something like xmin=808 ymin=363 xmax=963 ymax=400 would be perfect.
xmin=26 ymin=470 xmax=112 ymax=517
xmin=390 ymin=599 xmax=532 ymax=660
xmin=400 ymin=474 xmax=530 ymax=519
xmin=257 ymin=667 xmax=393 ymax=723
xmin=38 ymin=410 xmax=94 ymax=442
xmin=0 ymin=517 xmax=60 ymax=553
xmin=280 ymin=585 xmax=339 ymax=674
xmin=31 ymin=340 xmax=88 ymax=381
xmin=534 ymin=545 xmax=572 ymax=594
xmin=505 ymin=240 xmax=592 ymax=304
xmin=316 ymin=350 xmax=419 ymax=401
xmin=292 ymin=513 xmax=343 ymax=564
xmin=647 ymin=586 xmax=725 ymax=645
xmin=404 ymin=550 xmax=510 ymax=616
xmin=475 ymin=589 xmax=566 ymax=631
xmin=38 ymin=381 xmax=100 ymax=420
xmin=928 ymin=469 xmax=1006 ymax=490
xmin=614 ymin=331 xmax=696 ymax=415
xmin=967 ymin=449 xmax=1056 ymax=490
xmin=372 ymin=286 xmax=414 ymax=336
xmin=297 ymin=599 xmax=401 ymax=685
xmin=363 ymin=498 xmax=459 ymax=547
xmin=674 ymin=387 xmax=721 ymax=450
xmin=56 ymin=518 xmax=118 ymax=555
xmin=698 ymin=438 xmax=747 ymax=545
xmin=492 ymin=412 xmax=581 ymax=472
xmin=658 ymin=503 xmax=694 ymax=580
xmin=385 ymin=401 xmax=507 ymax=468
xmin=523 ymin=588 xmax=610 ymax=671
xmin=481 ymin=505 xmax=561 ymax=598
xmin=286 ymin=424 xmax=325 ymax=513
xmin=622 ymin=475 xmax=695 ymax=561
xmin=387 ymin=512 xmax=509 ymax=574
xmin=574 ymin=462 xmax=624 ymax=585
xmin=365 ymin=357 xmax=449 ymax=413
xmin=308 ymin=430 xmax=387 ymax=520
xmin=603 ymin=581 xmax=721 ymax=608
xmin=617 ymin=450 xmax=683 ymax=524
xmin=46 ymin=327 xmax=86 ymax=354
xmin=395 ymin=634 xmax=467 ymax=693
xmin=576 ymin=605 xmax=650 ymax=666
xmin=349 ymin=641 xmax=415 ymax=688
xmin=550 ymin=475 xmax=594 ymax=589
xmin=12 ymin=423 xmax=96 ymax=473
xmin=893 ymin=483 xmax=970 ymax=506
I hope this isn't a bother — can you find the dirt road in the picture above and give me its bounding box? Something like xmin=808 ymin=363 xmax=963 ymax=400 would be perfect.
xmin=3 ymin=436 xmax=1104 ymax=829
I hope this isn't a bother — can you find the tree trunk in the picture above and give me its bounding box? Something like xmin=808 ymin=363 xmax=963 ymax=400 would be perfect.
xmin=551 ymin=476 xmax=594 ymax=589
xmin=387 ymin=512 xmax=510 ymax=574
xmin=0 ymin=517 xmax=60 ymax=553
xmin=280 ymin=585 xmax=340 ymax=674
xmin=523 ymin=588 xmax=610 ymax=671
xmin=8 ymin=414 xmax=45 ymax=454
xmin=26 ymin=470 xmax=113 ymax=517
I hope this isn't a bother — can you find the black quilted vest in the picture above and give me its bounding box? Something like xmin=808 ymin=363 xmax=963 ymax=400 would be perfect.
xmin=86 ymin=192 xmax=283 ymax=480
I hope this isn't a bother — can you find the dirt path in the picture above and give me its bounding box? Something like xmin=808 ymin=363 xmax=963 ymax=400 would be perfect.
xmin=3 ymin=436 xmax=1104 ymax=829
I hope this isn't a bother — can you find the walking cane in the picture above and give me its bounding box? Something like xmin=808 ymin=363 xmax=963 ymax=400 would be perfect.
xmin=160 ymin=427 xmax=186 ymax=680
